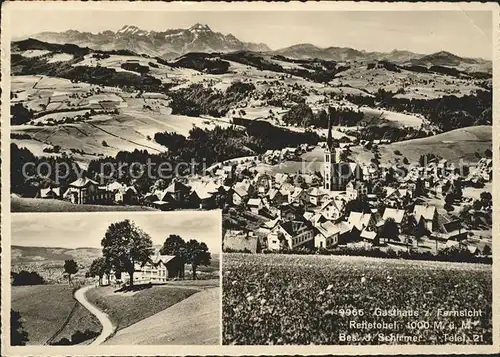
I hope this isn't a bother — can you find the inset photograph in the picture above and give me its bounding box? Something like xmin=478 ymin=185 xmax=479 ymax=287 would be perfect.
xmin=10 ymin=211 xmax=221 ymax=346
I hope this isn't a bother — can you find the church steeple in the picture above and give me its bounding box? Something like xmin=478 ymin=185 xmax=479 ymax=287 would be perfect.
xmin=327 ymin=108 xmax=333 ymax=151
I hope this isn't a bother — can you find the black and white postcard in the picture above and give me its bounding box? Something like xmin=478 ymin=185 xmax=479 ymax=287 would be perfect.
xmin=1 ymin=1 xmax=498 ymax=355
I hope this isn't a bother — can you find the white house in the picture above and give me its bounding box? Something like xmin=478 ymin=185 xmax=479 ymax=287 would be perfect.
xmin=320 ymin=198 xmax=345 ymax=221
xmin=267 ymin=220 xmax=315 ymax=251
xmin=315 ymin=221 xmax=340 ymax=249
xmin=247 ymin=198 xmax=264 ymax=214
xmin=413 ymin=204 xmax=438 ymax=232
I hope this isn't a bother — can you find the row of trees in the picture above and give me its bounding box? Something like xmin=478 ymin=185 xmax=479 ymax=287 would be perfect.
xmin=282 ymin=104 xmax=365 ymax=128
xmin=87 ymin=220 xmax=211 ymax=286
xmin=346 ymin=89 xmax=492 ymax=132
xmin=169 ymin=81 xmax=255 ymax=117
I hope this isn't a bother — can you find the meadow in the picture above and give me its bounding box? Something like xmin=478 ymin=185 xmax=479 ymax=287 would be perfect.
xmin=84 ymin=284 xmax=200 ymax=331
xmin=222 ymin=254 xmax=492 ymax=345
xmin=11 ymin=285 xmax=101 ymax=345
xmin=104 ymin=287 xmax=220 ymax=345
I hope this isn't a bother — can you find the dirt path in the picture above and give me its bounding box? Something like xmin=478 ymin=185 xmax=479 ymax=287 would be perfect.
xmin=74 ymin=286 xmax=116 ymax=345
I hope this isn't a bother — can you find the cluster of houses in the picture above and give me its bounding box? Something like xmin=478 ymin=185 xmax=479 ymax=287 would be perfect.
xmin=223 ymin=118 xmax=492 ymax=256
xmin=261 ymin=144 xmax=313 ymax=164
xmin=39 ymin=178 xmax=139 ymax=205
xmin=223 ymin=187 xmax=473 ymax=254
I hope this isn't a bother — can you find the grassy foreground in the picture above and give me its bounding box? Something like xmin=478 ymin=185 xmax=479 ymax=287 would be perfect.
xmin=223 ymin=253 xmax=492 ymax=345
xmin=11 ymin=285 xmax=101 ymax=345
xmin=84 ymin=284 xmax=198 ymax=332
xmin=11 ymin=195 xmax=157 ymax=212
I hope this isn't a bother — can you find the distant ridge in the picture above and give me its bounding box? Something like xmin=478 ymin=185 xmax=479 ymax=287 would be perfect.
xmin=26 ymin=24 xmax=491 ymax=72
xmin=29 ymin=23 xmax=271 ymax=59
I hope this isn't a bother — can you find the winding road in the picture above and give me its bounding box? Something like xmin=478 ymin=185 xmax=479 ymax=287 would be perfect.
xmin=74 ymin=286 xmax=115 ymax=345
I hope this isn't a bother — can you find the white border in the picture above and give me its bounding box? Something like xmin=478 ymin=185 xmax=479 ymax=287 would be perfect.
xmin=1 ymin=1 xmax=499 ymax=355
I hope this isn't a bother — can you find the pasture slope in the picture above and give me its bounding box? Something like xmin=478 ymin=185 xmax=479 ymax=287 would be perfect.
xmin=84 ymin=284 xmax=200 ymax=332
xmin=11 ymin=194 xmax=158 ymax=213
xmin=11 ymin=285 xmax=101 ymax=345
xmin=105 ymin=287 xmax=220 ymax=345
xmin=223 ymin=253 xmax=492 ymax=345
xmin=349 ymin=125 xmax=492 ymax=165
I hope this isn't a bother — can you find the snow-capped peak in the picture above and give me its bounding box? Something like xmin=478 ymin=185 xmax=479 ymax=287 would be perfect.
xmin=117 ymin=25 xmax=148 ymax=36
xmin=189 ymin=23 xmax=212 ymax=32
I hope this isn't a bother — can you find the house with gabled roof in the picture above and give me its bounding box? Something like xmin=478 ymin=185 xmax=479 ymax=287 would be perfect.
xmin=382 ymin=207 xmax=408 ymax=227
xmin=433 ymin=218 xmax=468 ymax=242
xmin=288 ymin=187 xmax=308 ymax=204
xmin=223 ymin=230 xmax=262 ymax=253
xmin=346 ymin=180 xmax=370 ymax=201
xmin=64 ymin=177 xmax=103 ymax=204
xmin=247 ymin=198 xmax=264 ymax=214
xmin=304 ymin=211 xmax=328 ymax=228
xmin=267 ymin=187 xmax=289 ymax=206
xmin=161 ymin=180 xmax=190 ymax=205
xmin=307 ymin=187 xmax=328 ymax=206
xmin=267 ymin=220 xmax=315 ymax=251
xmin=320 ymin=198 xmax=345 ymax=221
xmin=277 ymin=202 xmax=304 ymax=220
xmin=347 ymin=211 xmax=377 ymax=232
xmin=315 ymin=221 xmax=340 ymax=249
xmin=133 ymin=252 xmax=185 ymax=284
xmin=39 ymin=186 xmax=61 ymax=199
xmin=360 ymin=229 xmax=379 ymax=244
xmin=412 ymin=204 xmax=438 ymax=232
xmin=232 ymin=181 xmax=253 ymax=206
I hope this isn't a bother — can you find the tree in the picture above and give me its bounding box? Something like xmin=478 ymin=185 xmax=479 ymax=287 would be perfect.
xmin=414 ymin=178 xmax=425 ymax=197
xmin=87 ymin=257 xmax=111 ymax=286
xmin=472 ymin=199 xmax=483 ymax=211
xmin=64 ymin=260 xmax=79 ymax=285
xmin=11 ymin=103 xmax=34 ymax=125
xmin=381 ymin=217 xmax=399 ymax=243
xmin=444 ymin=193 xmax=455 ymax=211
xmin=459 ymin=205 xmax=474 ymax=227
xmin=11 ymin=310 xmax=29 ymax=346
xmin=412 ymin=219 xmax=429 ymax=247
xmin=101 ymin=219 xmax=153 ymax=286
xmin=160 ymin=235 xmax=211 ymax=280
xmin=480 ymin=191 xmax=492 ymax=207
xmin=11 ymin=271 xmax=45 ymax=286
xmin=344 ymin=196 xmax=371 ymax=215
xmin=160 ymin=234 xmax=187 ymax=279
xmin=185 ymin=239 xmax=211 ymax=280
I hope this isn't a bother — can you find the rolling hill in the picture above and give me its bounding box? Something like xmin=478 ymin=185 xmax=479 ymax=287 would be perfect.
xmin=11 ymin=245 xmax=101 ymax=265
xmin=104 ymin=287 xmax=220 ymax=345
xmin=273 ymin=44 xmax=491 ymax=73
xmin=350 ymin=125 xmax=492 ymax=165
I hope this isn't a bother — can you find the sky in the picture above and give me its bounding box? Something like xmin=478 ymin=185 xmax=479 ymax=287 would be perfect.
xmin=11 ymin=211 xmax=221 ymax=253
xmin=9 ymin=9 xmax=493 ymax=60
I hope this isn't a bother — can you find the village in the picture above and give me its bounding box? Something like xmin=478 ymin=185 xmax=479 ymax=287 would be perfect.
xmin=36 ymin=113 xmax=493 ymax=260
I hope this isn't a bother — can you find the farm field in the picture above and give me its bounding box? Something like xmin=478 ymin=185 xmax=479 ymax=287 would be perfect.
xmin=11 ymin=285 xmax=101 ymax=345
xmin=105 ymin=287 xmax=220 ymax=345
xmin=349 ymin=125 xmax=492 ymax=166
xmin=222 ymin=253 xmax=492 ymax=345
xmin=11 ymin=194 xmax=158 ymax=213
xmin=84 ymin=284 xmax=200 ymax=332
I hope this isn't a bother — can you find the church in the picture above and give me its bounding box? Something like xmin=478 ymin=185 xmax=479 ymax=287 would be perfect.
xmin=323 ymin=112 xmax=362 ymax=192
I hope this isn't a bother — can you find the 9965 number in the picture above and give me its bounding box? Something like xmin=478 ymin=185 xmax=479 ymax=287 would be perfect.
xmin=338 ymin=308 xmax=364 ymax=317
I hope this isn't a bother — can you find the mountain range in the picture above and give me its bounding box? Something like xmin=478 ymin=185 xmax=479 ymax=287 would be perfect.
xmin=30 ymin=23 xmax=270 ymax=59
xmin=25 ymin=24 xmax=491 ymax=72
